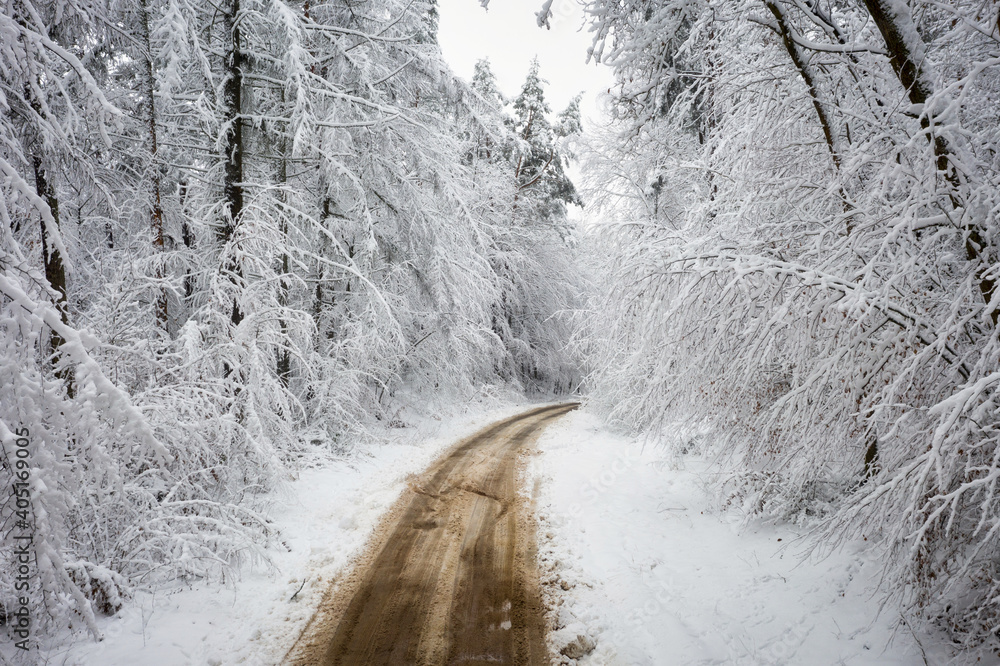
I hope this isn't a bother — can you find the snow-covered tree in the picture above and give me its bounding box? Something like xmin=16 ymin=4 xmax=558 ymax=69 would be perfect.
xmin=454 ymin=58 xmax=585 ymax=391
xmin=511 ymin=58 xmax=582 ymax=225
xmin=1 ymin=0 xmax=584 ymax=645
xmin=581 ymin=0 xmax=1000 ymax=649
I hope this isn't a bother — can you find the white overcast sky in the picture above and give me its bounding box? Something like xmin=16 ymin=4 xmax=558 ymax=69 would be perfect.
xmin=436 ymin=0 xmax=614 ymax=126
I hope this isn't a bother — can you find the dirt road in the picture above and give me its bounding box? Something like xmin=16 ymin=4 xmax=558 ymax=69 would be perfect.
xmin=288 ymin=403 xmax=579 ymax=666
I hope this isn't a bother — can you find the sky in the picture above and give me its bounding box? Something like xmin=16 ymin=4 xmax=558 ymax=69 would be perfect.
xmin=436 ymin=0 xmax=614 ymax=126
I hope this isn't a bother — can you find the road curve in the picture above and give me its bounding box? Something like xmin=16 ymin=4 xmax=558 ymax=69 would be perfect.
xmin=287 ymin=403 xmax=579 ymax=666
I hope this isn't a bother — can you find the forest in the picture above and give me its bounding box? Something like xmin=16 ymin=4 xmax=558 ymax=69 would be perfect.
xmin=2 ymin=0 xmax=1000 ymax=657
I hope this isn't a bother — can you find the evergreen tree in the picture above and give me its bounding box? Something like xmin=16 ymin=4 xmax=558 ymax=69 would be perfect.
xmin=511 ymin=58 xmax=582 ymax=224
xmin=461 ymin=59 xmax=585 ymax=391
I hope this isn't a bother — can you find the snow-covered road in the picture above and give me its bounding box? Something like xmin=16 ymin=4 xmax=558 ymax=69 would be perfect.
xmin=33 ymin=400 xmax=546 ymax=665
xmin=289 ymin=403 xmax=575 ymax=664
xmin=35 ymin=402 xmax=936 ymax=665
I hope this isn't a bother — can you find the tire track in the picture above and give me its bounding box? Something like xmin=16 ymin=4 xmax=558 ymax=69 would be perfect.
xmin=288 ymin=403 xmax=579 ymax=666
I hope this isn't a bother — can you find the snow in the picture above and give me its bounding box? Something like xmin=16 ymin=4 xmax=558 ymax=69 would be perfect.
xmin=530 ymin=409 xmax=931 ymax=665
xmin=22 ymin=403 xmax=959 ymax=665
xmin=26 ymin=396 xmax=538 ymax=666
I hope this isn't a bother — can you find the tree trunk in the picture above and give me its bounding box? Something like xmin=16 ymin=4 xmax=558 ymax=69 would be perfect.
xmin=221 ymin=0 xmax=244 ymax=329
xmin=140 ymin=0 xmax=168 ymax=331
xmin=276 ymin=106 xmax=291 ymax=388
xmin=32 ymin=154 xmax=74 ymax=395
xmin=764 ymin=1 xmax=840 ymax=170
xmin=179 ymin=180 xmax=195 ymax=301
xmin=763 ymin=1 xmax=854 ymax=232
xmin=861 ymin=0 xmax=996 ymax=325
xmin=16 ymin=5 xmax=73 ymax=394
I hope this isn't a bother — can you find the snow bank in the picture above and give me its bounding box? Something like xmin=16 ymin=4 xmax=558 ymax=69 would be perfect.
xmin=530 ymin=409 xmax=930 ymax=665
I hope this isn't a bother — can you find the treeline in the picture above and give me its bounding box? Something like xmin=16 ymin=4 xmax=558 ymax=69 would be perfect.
xmin=577 ymin=0 xmax=1000 ymax=651
xmin=0 ymin=0 xmax=581 ymax=640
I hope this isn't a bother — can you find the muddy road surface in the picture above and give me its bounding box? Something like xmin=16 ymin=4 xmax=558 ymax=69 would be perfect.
xmin=288 ymin=403 xmax=579 ymax=666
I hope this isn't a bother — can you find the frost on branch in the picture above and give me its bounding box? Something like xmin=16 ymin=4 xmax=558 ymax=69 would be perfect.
xmin=581 ymin=0 xmax=1000 ymax=650
xmin=1 ymin=0 xmax=584 ymax=645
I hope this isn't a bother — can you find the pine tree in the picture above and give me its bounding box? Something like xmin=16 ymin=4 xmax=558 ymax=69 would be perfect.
xmin=511 ymin=58 xmax=582 ymax=224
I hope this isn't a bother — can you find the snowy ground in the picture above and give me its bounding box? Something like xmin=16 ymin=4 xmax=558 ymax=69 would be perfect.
xmin=27 ymin=394 xmax=538 ymax=666
xmin=18 ymin=402 xmax=967 ymax=665
xmin=529 ymin=409 xmax=935 ymax=666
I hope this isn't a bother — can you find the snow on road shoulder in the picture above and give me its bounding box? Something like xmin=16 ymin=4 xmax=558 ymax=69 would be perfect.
xmin=40 ymin=396 xmax=545 ymax=666
xmin=530 ymin=409 xmax=926 ymax=666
